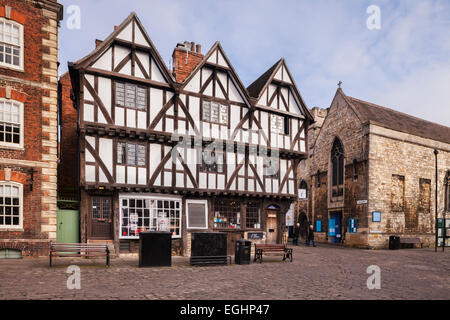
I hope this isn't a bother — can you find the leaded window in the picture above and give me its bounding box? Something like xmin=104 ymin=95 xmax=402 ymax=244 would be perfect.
xmin=115 ymin=82 xmax=147 ymax=110
xmin=120 ymin=196 xmax=181 ymax=238
xmin=200 ymin=150 xmax=224 ymax=173
xmin=0 ymin=20 xmax=22 ymax=69
xmin=0 ymin=99 xmax=22 ymax=146
xmin=246 ymin=202 xmax=261 ymax=229
xmin=202 ymin=100 xmax=228 ymax=125
xmin=117 ymin=142 xmax=146 ymax=166
xmin=331 ymin=138 xmax=344 ymax=198
xmin=0 ymin=183 xmax=22 ymax=229
xmin=213 ymin=199 xmax=241 ymax=229
xmin=270 ymin=114 xmax=289 ymax=135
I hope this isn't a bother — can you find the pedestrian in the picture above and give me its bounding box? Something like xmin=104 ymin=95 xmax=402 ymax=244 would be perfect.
xmin=306 ymin=224 xmax=316 ymax=247
xmin=293 ymin=223 xmax=300 ymax=245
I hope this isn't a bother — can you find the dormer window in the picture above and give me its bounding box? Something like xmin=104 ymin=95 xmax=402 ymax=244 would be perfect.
xmin=0 ymin=19 xmax=23 ymax=70
xmin=202 ymin=100 xmax=228 ymax=125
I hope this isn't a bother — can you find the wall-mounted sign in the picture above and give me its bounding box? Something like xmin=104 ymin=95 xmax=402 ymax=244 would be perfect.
xmin=298 ymin=189 xmax=307 ymax=199
xmin=348 ymin=218 xmax=357 ymax=233
xmin=286 ymin=203 xmax=294 ymax=227
xmin=316 ymin=220 xmax=322 ymax=232
xmin=268 ymin=213 xmax=277 ymax=218
xmin=372 ymin=211 xmax=381 ymax=222
xmin=357 ymin=200 xmax=368 ymax=205
xmin=130 ymin=214 xmax=138 ymax=223
xmin=247 ymin=232 xmax=264 ymax=240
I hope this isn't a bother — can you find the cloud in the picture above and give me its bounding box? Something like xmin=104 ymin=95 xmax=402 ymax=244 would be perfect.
xmin=58 ymin=0 xmax=450 ymax=126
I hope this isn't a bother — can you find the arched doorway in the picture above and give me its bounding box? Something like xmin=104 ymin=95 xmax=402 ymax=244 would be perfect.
xmin=266 ymin=204 xmax=280 ymax=244
xmin=298 ymin=212 xmax=308 ymax=239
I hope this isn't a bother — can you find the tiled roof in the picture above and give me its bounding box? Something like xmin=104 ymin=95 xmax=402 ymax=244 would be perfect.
xmin=346 ymin=95 xmax=450 ymax=145
xmin=246 ymin=59 xmax=282 ymax=98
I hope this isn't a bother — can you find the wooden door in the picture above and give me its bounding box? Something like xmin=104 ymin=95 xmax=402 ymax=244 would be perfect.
xmin=57 ymin=209 xmax=79 ymax=243
xmin=266 ymin=210 xmax=278 ymax=243
xmin=90 ymin=197 xmax=113 ymax=239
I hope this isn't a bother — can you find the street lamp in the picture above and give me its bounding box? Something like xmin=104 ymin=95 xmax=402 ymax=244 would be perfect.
xmin=434 ymin=149 xmax=438 ymax=252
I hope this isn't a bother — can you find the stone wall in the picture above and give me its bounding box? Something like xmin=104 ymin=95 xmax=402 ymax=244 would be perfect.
xmin=367 ymin=124 xmax=450 ymax=248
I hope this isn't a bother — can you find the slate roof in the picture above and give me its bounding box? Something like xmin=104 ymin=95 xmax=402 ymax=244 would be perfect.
xmin=345 ymin=94 xmax=450 ymax=145
xmin=246 ymin=59 xmax=282 ymax=99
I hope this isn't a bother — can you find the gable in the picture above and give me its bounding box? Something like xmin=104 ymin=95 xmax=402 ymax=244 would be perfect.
xmin=77 ymin=13 xmax=172 ymax=85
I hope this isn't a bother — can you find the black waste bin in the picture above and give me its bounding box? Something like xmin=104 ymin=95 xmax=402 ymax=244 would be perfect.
xmin=389 ymin=235 xmax=400 ymax=250
xmin=235 ymin=239 xmax=251 ymax=265
xmin=139 ymin=231 xmax=172 ymax=267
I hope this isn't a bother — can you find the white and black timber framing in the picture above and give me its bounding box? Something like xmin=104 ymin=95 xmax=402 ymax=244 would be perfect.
xmin=67 ymin=12 xmax=314 ymax=255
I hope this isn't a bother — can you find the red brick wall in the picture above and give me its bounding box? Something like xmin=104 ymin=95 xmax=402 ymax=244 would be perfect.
xmin=58 ymin=73 xmax=79 ymax=192
xmin=0 ymin=0 xmax=62 ymax=257
xmin=172 ymin=48 xmax=203 ymax=83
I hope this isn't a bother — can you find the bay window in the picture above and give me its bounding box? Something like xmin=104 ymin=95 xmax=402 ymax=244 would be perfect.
xmin=120 ymin=195 xmax=181 ymax=239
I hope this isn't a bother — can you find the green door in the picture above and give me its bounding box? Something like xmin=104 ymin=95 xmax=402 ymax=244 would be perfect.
xmin=57 ymin=209 xmax=80 ymax=243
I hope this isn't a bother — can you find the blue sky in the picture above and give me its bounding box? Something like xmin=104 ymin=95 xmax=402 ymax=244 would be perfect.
xmin=59 ymin=0 xmax=450 ymax=126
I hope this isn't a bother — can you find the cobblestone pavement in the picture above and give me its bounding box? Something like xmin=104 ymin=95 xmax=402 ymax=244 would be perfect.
xmin=0 ymin=244 xmax=449 ymax=300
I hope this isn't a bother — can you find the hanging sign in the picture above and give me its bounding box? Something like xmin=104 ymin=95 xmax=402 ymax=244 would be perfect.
xmin=298 ymin=189 xmax=307 ymax=199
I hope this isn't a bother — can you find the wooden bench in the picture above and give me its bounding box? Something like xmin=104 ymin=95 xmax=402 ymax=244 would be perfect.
xmin=400 ymin=237 xmax=423 ymax=248
xmin=190 ymin=255 xmax=232 ymax=266
xmin=49 ymin=241 xmax=110 ymax=267
xmin=254 ymin=244 xmax=293 ymax=263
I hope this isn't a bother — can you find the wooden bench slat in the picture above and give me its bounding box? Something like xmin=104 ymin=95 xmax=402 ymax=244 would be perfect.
xmin=50 ymin=241 xmax=110 ymax=267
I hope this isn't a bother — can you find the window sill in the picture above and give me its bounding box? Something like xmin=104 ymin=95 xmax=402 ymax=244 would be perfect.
xmin=0 ymin=227 xmax=24 ymax=232
xmin=0 ymin=144 xmax=24 ymax=151
xmin=0 ymin=64 xmax=24 ymax=73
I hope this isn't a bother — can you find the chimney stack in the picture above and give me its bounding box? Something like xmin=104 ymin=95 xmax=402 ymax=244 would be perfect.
xmin=172 ymin=41 xmax=204 ymax=83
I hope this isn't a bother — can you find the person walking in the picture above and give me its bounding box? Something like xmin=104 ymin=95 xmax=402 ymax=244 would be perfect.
xmin=293 ymin=223 xmax=300 ymax=246
xmin=306 ymin=224 xmax=316 ymax=247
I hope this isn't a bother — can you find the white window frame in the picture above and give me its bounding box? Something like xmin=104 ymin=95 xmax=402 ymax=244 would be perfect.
xmin=0 ymin=99 xmax=24 ymax=149
xmin=0 ymin=18 xmax=24 ymax=71
xmin=186 ymin=199 xmax=208 ymax=230
xmin=119 ymin=194 xmax=182 ymax=239
xmin=0 ymin=181 xmax=23 ymax=230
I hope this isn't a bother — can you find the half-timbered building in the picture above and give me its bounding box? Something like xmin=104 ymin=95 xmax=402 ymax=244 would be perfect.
xmin=63 ymin=13 xmax=313 ymax=255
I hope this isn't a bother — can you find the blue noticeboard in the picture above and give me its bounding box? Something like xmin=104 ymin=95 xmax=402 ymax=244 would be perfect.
xmin=372 ymin=211 xmax=381 ymax=222
xmin=316 ymin=220 xmax=322 ymax=232
xmin=348 ymin=218 xmax=357 ymax=233
xmin=329 ymin=219 xmax=336 ymax=236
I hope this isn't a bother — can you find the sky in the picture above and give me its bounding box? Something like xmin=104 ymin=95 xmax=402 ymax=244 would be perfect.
xmin=59 ymin=0 xmax=450 ymax=127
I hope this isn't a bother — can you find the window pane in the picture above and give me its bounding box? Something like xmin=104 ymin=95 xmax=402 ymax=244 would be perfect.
xmin=125 ymin=83 xmax=136 ymax=108
xmin=188 ymin=203 xmax=206 ymax=228
xmin=115 ymin=82 xmax=125 ymax=106
xmin=136 ymin=87 xmax=146 ymax=110
xmin=202 ymin=101 xmax=211 ymax=121
xmin=127 ymin=143 xmax=136 ymax=165
xmin=211 ymin=102 xmax=220 ymax=122
xmin=220 ymin=104 xmax=228 ymax=124
xmin=137 ymin=144 xmax=146 ymax=166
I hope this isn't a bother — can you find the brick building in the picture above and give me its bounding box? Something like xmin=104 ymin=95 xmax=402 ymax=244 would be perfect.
xmin=297 ymin=88 xmax=450 ymax=249
xmin=0 ymin=0 xmax=63 ymax=258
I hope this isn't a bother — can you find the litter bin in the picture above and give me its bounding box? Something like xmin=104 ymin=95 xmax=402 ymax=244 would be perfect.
xmin=235 ymin=239 xmax=251 ymax=265
xmin=139 ymin=231 xmax=172 ymax=267
xmin=389 ymin=235 xmax=400 ymax=250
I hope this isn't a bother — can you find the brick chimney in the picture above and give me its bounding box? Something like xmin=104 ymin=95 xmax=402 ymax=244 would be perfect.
xmin=172 ymin=41 xmax=203 ymax=83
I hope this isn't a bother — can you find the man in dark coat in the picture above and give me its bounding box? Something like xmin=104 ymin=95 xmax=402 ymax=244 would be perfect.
xmin=293 ymin=223 xmax=300 ymax=245
xmin=306 ymin=224 xmax=316 ymax=247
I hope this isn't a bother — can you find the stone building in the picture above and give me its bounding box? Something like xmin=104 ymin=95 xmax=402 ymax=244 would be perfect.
xmin=297 ymin=88 xmax=450 ymax=248
xmin=0 ymin=0 xmax=63 ymax=257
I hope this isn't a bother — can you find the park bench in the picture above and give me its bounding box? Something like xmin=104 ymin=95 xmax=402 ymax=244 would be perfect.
xmin=254 ymin=244 xmax=293 ymax=263
xmin=49 ymin=241 xmax=110 ymax=267
xmin=400 ymin=237 xmax=423 ymax=249
xmin=190 ymin=255 xmax=232 ymax=266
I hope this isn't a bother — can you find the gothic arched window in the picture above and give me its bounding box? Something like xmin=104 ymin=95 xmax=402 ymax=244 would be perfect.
xmin=331 ymin=138 xmax=344 ymax=197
